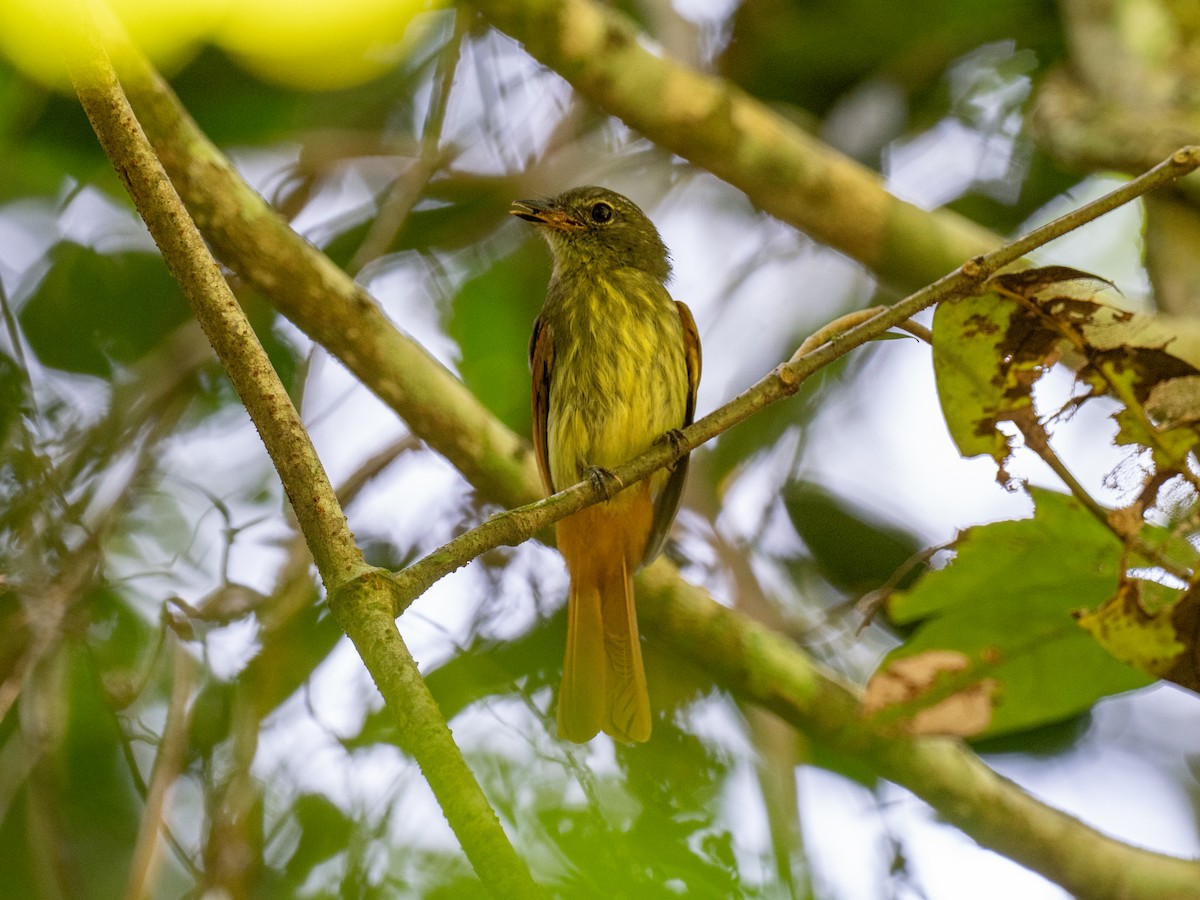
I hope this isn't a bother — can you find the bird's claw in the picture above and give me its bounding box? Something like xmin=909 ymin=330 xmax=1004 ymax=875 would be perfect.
xmin=585 ymin=466 xmax=622 ymax=500
xmin=658 ymin=428 xmax=687 ymax=468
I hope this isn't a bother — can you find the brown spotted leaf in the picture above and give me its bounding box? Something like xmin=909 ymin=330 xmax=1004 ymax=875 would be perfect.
xmin=930 ymin=268 xmax=1200 ymax=706
xmin=931 ymin=288 xmax=1059 ymax=477
xmin=869 ymin=489 xmax=1151 ymax=739
xmin=988 ymin=267 xmax=1200 ymax=472
xmin=1076 ymin=577 xmax=1200 ymax=692
xmin=861 ymin=650 xmax=998 ymax=737
xmin=936 ymin=266 xmax=1200 ymax=478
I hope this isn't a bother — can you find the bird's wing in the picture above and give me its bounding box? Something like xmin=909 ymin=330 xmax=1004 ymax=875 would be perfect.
xmin=643 ymin=300 xmax=702 ymax=565
xmin=677 ymin=300 xmax=701 ymax=426
xmin=529 ymin=314 xmax=555 ymax=494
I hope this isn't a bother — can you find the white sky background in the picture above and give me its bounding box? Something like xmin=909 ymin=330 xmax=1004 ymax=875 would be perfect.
xmin=2 ymin=11 xmax=1199 ymax=899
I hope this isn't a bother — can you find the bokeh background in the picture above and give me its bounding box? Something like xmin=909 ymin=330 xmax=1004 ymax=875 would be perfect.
xmin=2 ymin=0 xmax=1199 ymax=897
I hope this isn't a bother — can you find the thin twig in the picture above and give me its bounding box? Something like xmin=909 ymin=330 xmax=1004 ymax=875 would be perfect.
xmin=347 ymin=12 xmax=465 ymax=276
xmin=123 ymin=637 xmax=196 ymax=900
xmin=854 ymin=542 xmax=952 ymax=634
xmin=1012 ymin=414 xmax=1194 ymax=582
xmin=391 ymin=147 xmax=1200 ymax=615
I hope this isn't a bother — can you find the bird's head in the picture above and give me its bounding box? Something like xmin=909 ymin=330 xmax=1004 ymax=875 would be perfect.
xmin=510 ymin=186 xmax=671 ymax=283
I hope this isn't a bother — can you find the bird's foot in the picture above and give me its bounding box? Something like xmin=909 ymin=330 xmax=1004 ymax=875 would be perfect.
xmin=660 ymin=428 xmax=687 ymax=454
xmin=585 ymin=466 xmax=622 ymax=500
xmin=658 ymin=428 xmax=688 ymax=468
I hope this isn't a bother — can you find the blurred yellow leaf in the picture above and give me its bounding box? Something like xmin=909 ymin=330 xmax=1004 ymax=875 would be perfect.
xmin=0 ymin=0 xmax=433 ymax=90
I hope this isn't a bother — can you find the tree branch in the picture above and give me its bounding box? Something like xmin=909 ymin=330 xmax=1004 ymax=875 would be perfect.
xmin=1032 ymin=68 xmax=1200 ymax=205
xmin=69 ymin=34 xmax=360 ymax=588
xmin=68 ymin=21 xmax=539 ymax=900
xmin=118 ymin=47 xmax=542 ymax=512
xmin=109 ymin=24 xmax=1200 ymax=897
xmin=466 ymin=0 xmax=1001 ymax=291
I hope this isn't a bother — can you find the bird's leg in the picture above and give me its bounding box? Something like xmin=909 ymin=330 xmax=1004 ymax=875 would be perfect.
xmin=585 ymin=466 xmax=622 ymax=500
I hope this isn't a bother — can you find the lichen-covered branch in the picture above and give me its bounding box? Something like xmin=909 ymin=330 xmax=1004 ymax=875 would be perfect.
xmin=466 ymin=0 xmax=1000 ymax=290
xmin=117 ymin=46 xmax=541 ymax=512
xmin=1031 ymin=70 xmax=1200 ymax=202
xmin=69 ymin=25 xmax=539 ymax=900
xmin=69 ymin=28 xmax=361 ymax=589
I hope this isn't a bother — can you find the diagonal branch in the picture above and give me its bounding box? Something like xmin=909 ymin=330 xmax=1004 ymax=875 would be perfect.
xmin=466 ymin=0 xmax=1000 ymax=290
xmin=118 ymin=46 xmax=543 ymax=512
xmin=67 ymin=18 xmax=539 ymax=900
xmin=384 ymin=140 xmax=1200 ymax=895
xmin=70 ymin=36 xmax=360 ymax=586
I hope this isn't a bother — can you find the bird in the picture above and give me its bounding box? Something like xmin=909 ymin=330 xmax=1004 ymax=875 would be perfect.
xmin=511 ymin=186 xmax=701 ymax=743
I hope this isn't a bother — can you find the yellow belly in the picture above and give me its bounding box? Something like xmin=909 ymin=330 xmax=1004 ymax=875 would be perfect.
xmin=545 ymin=277 xmax=687 ymax=490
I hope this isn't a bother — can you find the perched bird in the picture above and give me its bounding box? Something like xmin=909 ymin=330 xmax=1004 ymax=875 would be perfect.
xmin=511 ymin=186 xmax=701 ymax=743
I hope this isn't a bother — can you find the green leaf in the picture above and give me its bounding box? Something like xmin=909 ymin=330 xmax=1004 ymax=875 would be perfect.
xmin=782 ymin=480 xmax=923 ymax=595
xmin=889 ymin=488 xmax=1116 ymax=623
xmin=447 ymin=241 xmax=546 ymax=436
xmin=870 ymin=488 xmax=1152 ymax=738
xmin=931 ymin=292 xmax=1032 ymax=466
xmin=19 ymin=242 xmax=190 ymax=377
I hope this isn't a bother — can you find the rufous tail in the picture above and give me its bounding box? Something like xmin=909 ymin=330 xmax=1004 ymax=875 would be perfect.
xmin=556 ymin=498 xmax=652 ymax=743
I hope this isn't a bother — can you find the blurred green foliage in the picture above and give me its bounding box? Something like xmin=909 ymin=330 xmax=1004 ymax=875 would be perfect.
xmin=783 ymin=479 xmax=923 ymax=597
xmin=0 ymin=1 xmax=1195 ymax=897
xmin=20 ymin=242 xmax=190 ymax=376
xmin=448 ymin=239 xmax=546 ymax=436
xmin=0 ymin=640 xmax=141 ymax=900
xmin=722 ymin=0 xmax=1061 ymax=120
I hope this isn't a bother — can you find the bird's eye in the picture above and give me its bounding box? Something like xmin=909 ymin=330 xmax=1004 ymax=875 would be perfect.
xmin=590 ymin=202 xmax=613 ymax=223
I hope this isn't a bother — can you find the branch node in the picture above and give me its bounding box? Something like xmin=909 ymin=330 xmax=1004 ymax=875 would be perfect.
xmin=1172 ymin=145 xmax=1200 ymax=168
xmin=777 ymin=363 xmax=800 ymax=389
xmin=961 ymin=255 xmax=987 ymax=280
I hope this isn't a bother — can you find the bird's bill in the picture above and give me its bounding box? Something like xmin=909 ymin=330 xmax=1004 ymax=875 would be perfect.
xmin=509 ymin=198 xmax=585 ymax=231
